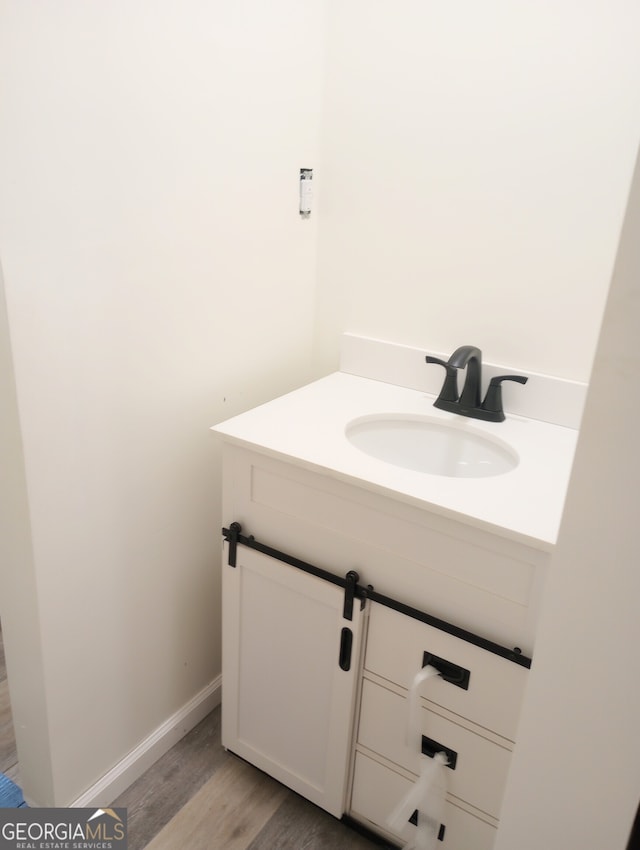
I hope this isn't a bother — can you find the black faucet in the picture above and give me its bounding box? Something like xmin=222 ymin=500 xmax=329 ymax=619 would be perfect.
xmin=426 ymin=346 xmax=527 ymax=422
xmin=448 ymin=346 xmax=483 ymax=409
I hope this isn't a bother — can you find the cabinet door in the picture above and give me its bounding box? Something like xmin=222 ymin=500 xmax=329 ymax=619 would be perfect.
xmin=222 ymin=543 xmax=364 ymax=818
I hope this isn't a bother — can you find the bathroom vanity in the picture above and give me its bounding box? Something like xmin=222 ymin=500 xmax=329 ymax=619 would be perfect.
xmin=212 ymin=340 xmax=581 ymax=849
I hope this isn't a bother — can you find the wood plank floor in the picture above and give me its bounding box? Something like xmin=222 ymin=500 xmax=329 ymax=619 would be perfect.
xmin=1 ymin=623 xmax=387 ymax=849
xmin=114 ymin=705 xmax=389 ymax=850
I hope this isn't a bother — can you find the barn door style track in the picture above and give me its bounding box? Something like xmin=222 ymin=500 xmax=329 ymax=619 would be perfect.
xmin=222 ymin=522 xmax=531 ymax=669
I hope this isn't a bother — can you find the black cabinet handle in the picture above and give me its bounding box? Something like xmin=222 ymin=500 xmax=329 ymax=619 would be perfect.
xmin=339 ymin=627 xmax=353 ymax=671
xmin=409 ymin=811 xmax=446 ymax=841
xmin=422 ymin=735 xmax=458 ymax=770
xmin=422 ymin=651 xmax=470 ymax=690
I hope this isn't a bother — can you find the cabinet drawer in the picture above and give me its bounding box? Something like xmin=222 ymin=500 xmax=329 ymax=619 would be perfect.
xmin=365 ymin=602 xmax=527 ymax=740
xmin=358 ymin=679 xmax=511 ymax=819
xmin=350 ymin=751 xmax=497 ymax=850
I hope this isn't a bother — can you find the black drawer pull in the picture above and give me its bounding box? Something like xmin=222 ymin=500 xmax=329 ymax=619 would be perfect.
xmin=409 ymin=811 xmax=445 ymax=841
xmin=421 ymin=735 xmax=458 ymax=770
xmin=339 ymin=627 xmax=353 ymax=671
xmin=423 ymin=651 xmax=470 ymax=690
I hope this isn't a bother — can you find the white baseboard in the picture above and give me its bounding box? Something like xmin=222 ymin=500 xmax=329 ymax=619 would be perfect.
xmin=69 ymin=675 xmax=222 ymax=808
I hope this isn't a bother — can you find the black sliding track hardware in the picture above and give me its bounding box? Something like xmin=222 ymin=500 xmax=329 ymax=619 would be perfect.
xmin=222 ymin=523 xmax=532 ymax=669
xmin=222 ymin=523 xmax=367 ymax=617
xmin=343 ymin=570 xmax=359 ymax=621
xmin=226 ymin=521 xmax=241 ymax=568
xmin=371 ymin=587 xmax=530 ymax=668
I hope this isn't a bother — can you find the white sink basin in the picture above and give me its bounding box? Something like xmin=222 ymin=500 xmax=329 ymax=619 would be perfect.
xmin=346 ymin=414 xmax=519 ymax=478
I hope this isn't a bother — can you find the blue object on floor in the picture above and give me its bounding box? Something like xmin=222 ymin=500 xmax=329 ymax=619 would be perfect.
xmin=0 ymin=772 xmax=27 ymax=807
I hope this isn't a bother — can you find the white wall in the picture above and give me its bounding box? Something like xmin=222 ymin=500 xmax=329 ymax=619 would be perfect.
xmin=0 ymin=0 xmax=325 ymax=805
xmin=494 ymin=147 xmax=640 ymax=849
xmin=314 ymin=1 xmax=640 ymax=380
xmin=2 ymin=0 xmax=640 ymax=815
xmin=0 ymin=263 xmax=55 ymax=805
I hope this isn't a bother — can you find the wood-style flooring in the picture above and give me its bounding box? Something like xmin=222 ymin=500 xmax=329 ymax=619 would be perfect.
xmin=1 ymin=624 xmax=385 ymax=849
xmin=115 ymin=706 xmax=388 ymax=850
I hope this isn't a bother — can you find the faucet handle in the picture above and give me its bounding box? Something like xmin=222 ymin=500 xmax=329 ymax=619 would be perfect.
xmin=481 ymin=375 xmax=528 ymax=421
xmin=425 ymin=356 xmax=459 ymax=402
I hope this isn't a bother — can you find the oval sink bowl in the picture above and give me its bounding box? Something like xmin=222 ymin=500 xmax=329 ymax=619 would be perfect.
xmin=346 ymin=415 xmax=518 ymax=478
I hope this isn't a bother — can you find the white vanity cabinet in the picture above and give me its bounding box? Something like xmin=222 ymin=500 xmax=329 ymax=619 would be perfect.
xmin=350 ymin=602 xmax=529 ymax=847
xmin=222 ymin=541 xmax=366 ymax=818
xmin=218 ymin=443 xmax=549 ymax=849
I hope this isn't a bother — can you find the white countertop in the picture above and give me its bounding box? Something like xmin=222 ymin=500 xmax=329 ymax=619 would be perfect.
xmin=211 ymin=372 xmax=579 ymax=549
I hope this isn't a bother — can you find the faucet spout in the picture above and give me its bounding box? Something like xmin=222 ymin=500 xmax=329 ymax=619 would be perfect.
xmin=448 ymin=346 xmax=482 ymax=410
xmin=425 ymin=345 xmax=527 ymax=422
